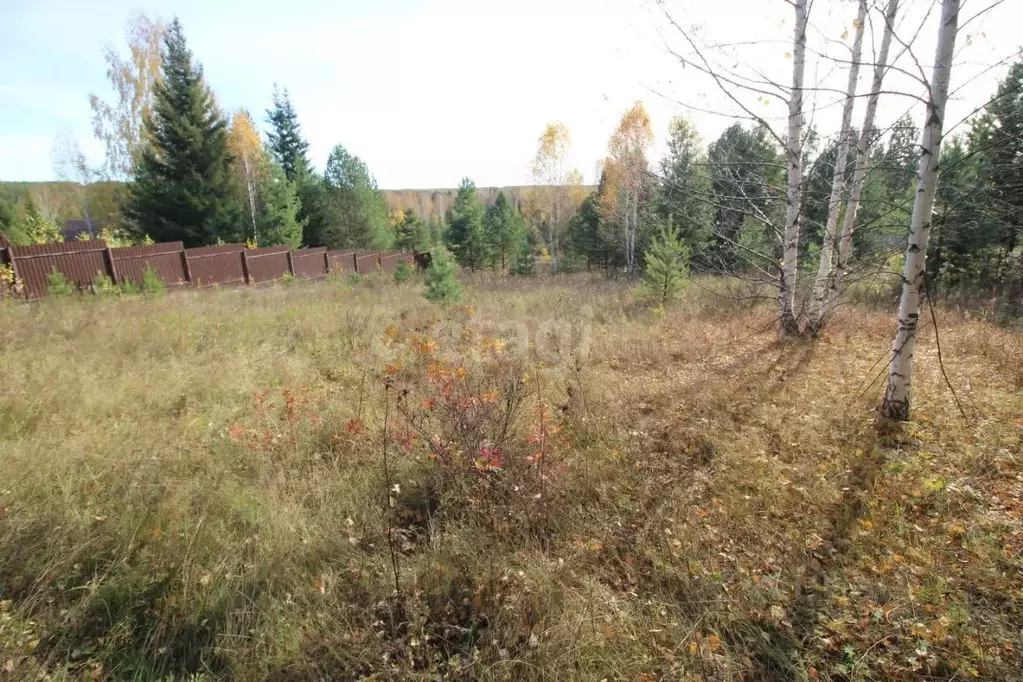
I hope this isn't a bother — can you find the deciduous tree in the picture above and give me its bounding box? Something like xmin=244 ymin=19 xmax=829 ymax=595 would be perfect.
xmin=882 ymin=0 xmax=960 ymax=421
xmin=227 ymin=110 xmax=264 ymax=241
xmin=530 ymin=123 xmax=584 ymax=271
xmin=89 ymin=12 xmax=166 ymax=179
xmin=601 ymin=103 xmax=654 ymax=272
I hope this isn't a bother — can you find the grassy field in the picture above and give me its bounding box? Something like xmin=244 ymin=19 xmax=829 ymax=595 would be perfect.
xmin=0 ymin=273 xmax=1021 ymax=681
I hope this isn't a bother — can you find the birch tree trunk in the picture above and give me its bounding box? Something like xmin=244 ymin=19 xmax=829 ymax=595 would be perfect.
xmin=826 ymin=0 xmax=900 ymax=320
xmin=882 ymin=0 xmax=959 ymax=421
xmin=779 ymin=0 xmax=809 ymax=336
xmin=806 ymin=0 xmax=867 ymax=335
xmin=242 ymin=153 xmax=259 ymax=243
xmin=626 ymin=184 xmax=634 ymax=274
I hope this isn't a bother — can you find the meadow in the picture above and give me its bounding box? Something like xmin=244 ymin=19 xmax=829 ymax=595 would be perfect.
xmin=0 ymin=273 xmax=1021 ymax=681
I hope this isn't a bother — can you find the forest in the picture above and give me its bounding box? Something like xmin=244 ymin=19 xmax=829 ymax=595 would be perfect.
xmin=1 ymin=10 xmax=1019 ymax=326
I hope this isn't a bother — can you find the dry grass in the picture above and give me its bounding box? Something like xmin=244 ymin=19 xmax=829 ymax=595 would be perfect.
xmin=0 ymin=273 xmax=1020 ymax=681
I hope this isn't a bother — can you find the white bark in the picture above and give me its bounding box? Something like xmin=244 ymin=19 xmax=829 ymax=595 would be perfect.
xmin=779 ymin=0 xmax=809 ymax=336
xmin=882 ymin=0 xmax=959 ymax=421
xmin=242 ymin=153 xmax=259 ymax=243
xmin=806 ymin=0 xmax=867 ymax=334
xmin=827 ymin=0 xmax=901 ymax=320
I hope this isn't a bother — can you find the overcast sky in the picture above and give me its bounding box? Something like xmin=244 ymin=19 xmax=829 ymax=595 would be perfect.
xmin=1 ymin=0 xmax=1019 ymax=188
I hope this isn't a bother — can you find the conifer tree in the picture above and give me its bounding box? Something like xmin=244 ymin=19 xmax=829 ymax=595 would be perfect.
xmin=642 ymin=223 xmax=691 ymax=306
xmin=266 ymin=86 xmax=311 ymax=182
xmin=424 ymin=247 xmax=463 ymax=302
xmin=125 ymin=18 xmax=241 ymax=246
xmin=447 ymin=178 xmax=487 ymax=271
xmin=483 ymin=191 xmax=524 ymax=270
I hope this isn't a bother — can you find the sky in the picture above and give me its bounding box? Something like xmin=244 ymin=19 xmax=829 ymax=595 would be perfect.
xmin=0 ymin=0 xmax=1019 ymax=188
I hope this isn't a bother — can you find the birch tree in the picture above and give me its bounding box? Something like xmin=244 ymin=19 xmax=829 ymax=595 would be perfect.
xmin=89 ymin=12 xmax=166 ymax=179
xmin=778 ymin=0 xmax=809 ymax=336
xmin=882 ymin=0 xmax=960 ymax=421
xmin=601 ymin=103 xmax=654 ymax=272
xmin=806 ymin=0 xmax=867 ymax=335
xmin=529 ymin=123 xmax=583 ymax=271
xmin=227 ymin=110 xmax=264 ymax=242
xmin=822 ymin=0 xmax=901 ymax=329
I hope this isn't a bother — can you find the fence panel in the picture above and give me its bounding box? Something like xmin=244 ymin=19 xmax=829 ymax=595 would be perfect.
xmin=327 ymin=250 xmax=356 ymax=274
xmin=9 ymin=240 xmax=111 ymax=299
xmin=354 ymin=251 xmax=380 ymax=274
xmin=110 ymin=242 xmax=187 ymax=287
xmin=245 ymin=245 xmax=290 ymax=284
xmin=184 ymin=244 xmax=246 ymax=287
xmin=292 ymin=247 xmax=327 ymax=279
xmin=379 ymin=252 xmax=400 ymax=273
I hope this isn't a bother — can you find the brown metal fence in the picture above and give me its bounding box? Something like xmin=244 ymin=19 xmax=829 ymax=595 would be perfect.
xmin=184 ymin=244 xmax=246 ymax=287
xmin=8 ymin=240 xmax=111 ymax=299
xmin=327 ymin=250 xmax=356 ymax=274
xmin=110 ymin=242 xmax=188 ymax=287
xmin=243 ymin=245 xmax=290 ymax=284
xmin=0 ymin=238 xmax=415 ymax=300
xmin=354 ymin=251 xmax=380 ymax=274
xmin=292 ymin=247 xmax=328 ymax=279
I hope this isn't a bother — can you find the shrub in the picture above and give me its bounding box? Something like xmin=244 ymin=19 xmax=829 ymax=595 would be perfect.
xmin=119 ymin=280 xmax=142 ymax=296
xmin=280 ymin=272 xmax=297 ymax=285
xmin=46 ymin=268 xmax=75 ymax=296
xmin=424 ymin=247 xmax=463 ymax=302
xmin=0 ymin=263 xmax=23 ymax=299
xmin=347 ymin=273 xmax=362 ymax=285
xmin=92 ymin=273 xmax=119 ymax=296
xmin=394 ymin=260 xmax=413 ymax=284
xmin=141 ymin=266 xmax=166 ymax=295
xmin=641 ymin=225 xmax=691 ymax=307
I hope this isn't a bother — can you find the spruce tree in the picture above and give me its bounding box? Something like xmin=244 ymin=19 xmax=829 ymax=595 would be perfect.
xmin=266 ymin=86 xmax=311 ymax=182
xmin=125 ymin=18 xmax=241 ymax=246
xmin=266 ymin=86 xmax=330 ymax=247
xmin=257 ymin=161 xmax=304 ymax=248
xmin=447 ymin=178 xmax=486 ymax=271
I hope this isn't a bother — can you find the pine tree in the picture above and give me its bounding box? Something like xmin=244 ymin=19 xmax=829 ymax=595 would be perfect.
xmin=124 ymin=18 xmax=242 ymax=246
xmin=322 ymin=144 xmax=392 ymax=249
xmin=483 ymin=191 xmax=524 ymax=270
xmin=512 ymin=237 xmax=537 ymax=276
xmin=394 ymin=210 xmax=433 ymax=252
xmin=266 ymin=86 xmax=311 ymax=182
xmin=642 ymin=223 xmax=692 ymax=306
xmin=447 ymin=178 xmax=486 ymax=271
xmin=257 ymin=161 xmax=304 ymax=248
xmin=424 ymin=247 xmax=463 ymax=302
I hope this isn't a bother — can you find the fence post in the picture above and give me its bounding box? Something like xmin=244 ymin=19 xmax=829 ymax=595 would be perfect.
xmin=6 ymin=248 xmax=25 ymax=299
xmin=180 ymin=247 xmax=192 ymax=285
xmin=286 ymin=250 xmax=295 ymax=276
xmin=103 ymin=246 xmax=119 ymax=284
xmin=240 ymin=249 xmax=251 ymax=284
xmin=323 ymin=250 xmax=330 ymax=275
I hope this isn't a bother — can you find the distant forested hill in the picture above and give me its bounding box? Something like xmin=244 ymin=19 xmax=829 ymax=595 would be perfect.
xmin=0 ymin=181 xmax=595 ymax=232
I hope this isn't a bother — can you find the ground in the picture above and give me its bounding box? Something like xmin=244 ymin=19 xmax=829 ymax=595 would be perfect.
xmin=0 ymin=273 xmax=1020 ymax=681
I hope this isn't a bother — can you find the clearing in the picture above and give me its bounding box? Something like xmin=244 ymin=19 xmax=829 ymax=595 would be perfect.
xmin=0 ymin=274 xmax=1021 ymax=680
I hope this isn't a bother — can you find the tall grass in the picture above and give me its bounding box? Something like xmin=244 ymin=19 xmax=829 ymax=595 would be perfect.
xmin=0 ymin=274 xmax=1020 ymax=680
